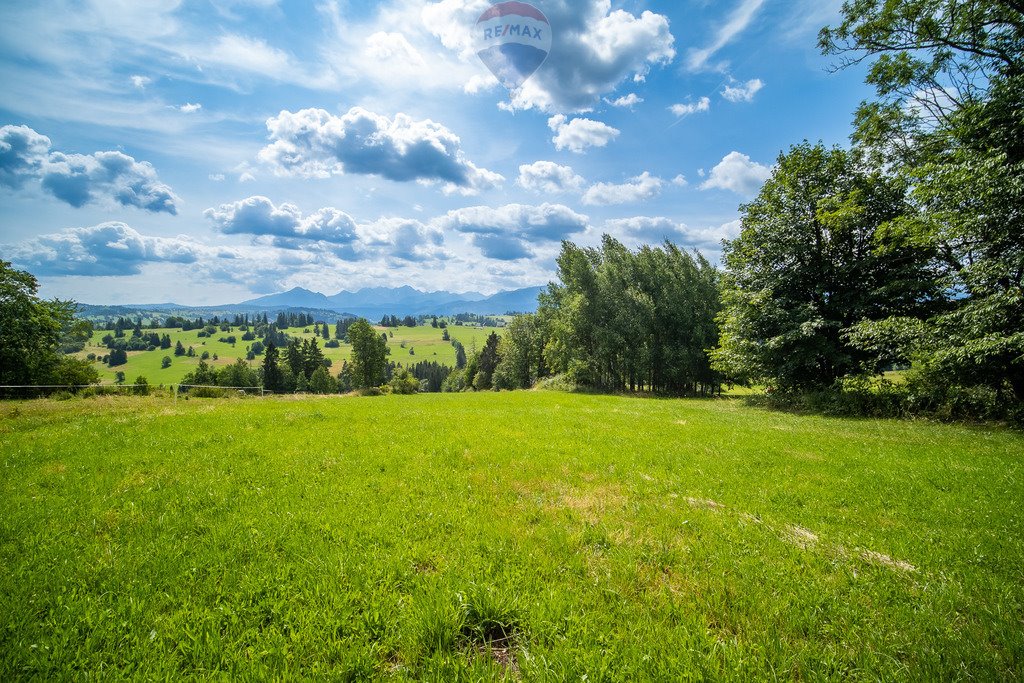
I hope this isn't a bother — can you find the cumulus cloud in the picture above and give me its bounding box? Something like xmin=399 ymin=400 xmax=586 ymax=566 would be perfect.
xmin=0 ymin=124 xmax=179 ymax=214
xmin=582 ymin=172 xmax=664 ymax=206
xmin=700 ymin=151 xmax=772 ymax=196
xmin=0 ymin=125 xmax=50 ymax=189
xmin=258 ymin=107 xmax=503 ymax=195
xmin=672 ymin=174 xmax=688 ymax=187
xmin=605 ymin=93 xmax=643 ymax=108
xmin=6 ymin=222 xmax=200 ymax=276
xmin=130 ymin=75 xmax=152 ymax=89
xmin=435 ymin=203 xmax=589 ymax=260
xmin=722 ymin=78 xmax=764 ymax=103
xmin=670 ymin=97 xmax=711 ymax=118
xmin=517 ymin=161 xmax=586 ymax=195
xmin=358 ymin=217 xmax=448 ymax=263
xmin=205 ymin=195 xmax=448 ymax=263
xmin=424 ymin=0 xmax=675 ymax=112
xmin=603 ymin=216 xmax=742 ymax=249
xmin=548 ymin=115 xmax=620 ymax=153
xmin=178 ymin=102 xmax=203 ymax=113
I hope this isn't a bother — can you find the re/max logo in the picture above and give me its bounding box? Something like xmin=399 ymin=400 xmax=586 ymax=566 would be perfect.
xmin=482 ymin=24 xmax=544 ymax=41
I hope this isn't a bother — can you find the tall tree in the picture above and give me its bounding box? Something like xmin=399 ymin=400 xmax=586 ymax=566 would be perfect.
xmin=712 ymin=143 xmax=938 ymax=390
xmin=261 ymin=342 xmax=284 ymax=393
xmin=348 ymin=319 xmax=389 ymax=389
xmin=822 ymin=0 xmax=1024 ymax=404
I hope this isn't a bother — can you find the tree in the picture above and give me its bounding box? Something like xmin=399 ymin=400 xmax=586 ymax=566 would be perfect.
xmin=174 ymin=340 xmax=186 ymax=357
xmin=219 ymin=358 xmax=259 ymax=389
xmin=474 ymin=332 xmax=501 ymax=390
xmin=161 ymin=356 xmax=172 ymax=369
xmin=493 ymin=313 xmax=546 ymax=390
xmin=712 ymin=143 xmax=938 ymax=390
xmin=261 ymin=342 xmax=285 ymax=393
xmin=0 ymin=260 xmax=98 ymax=389
xmin=107 ymin=348 xmax=128 ymax=367
xmin=309 ymin=366 xmax=338 ymax=394
xmin=348 ymin=319 xmax=389 ymax=389
xmin=388 ymin=368 xmax=420 ymax=394
xmin=134 ymin=376 xmax=150 ymax=396
xmin=822 ymin=0 xmax=1024 ymax=407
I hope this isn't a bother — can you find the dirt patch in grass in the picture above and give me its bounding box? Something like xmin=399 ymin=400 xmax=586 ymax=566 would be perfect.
xmin=556 ymin=483 xmax=627 ymax=522
xmin=861 ymin=549 xmax=916 ymax=573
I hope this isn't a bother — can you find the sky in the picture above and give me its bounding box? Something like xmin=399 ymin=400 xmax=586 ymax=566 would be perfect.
xmin=0 ymin=0 xmax=869 ymax=305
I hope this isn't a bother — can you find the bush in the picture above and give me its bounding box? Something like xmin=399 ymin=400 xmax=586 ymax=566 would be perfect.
xmin=134 ymin=376 xmax=150 ymax=396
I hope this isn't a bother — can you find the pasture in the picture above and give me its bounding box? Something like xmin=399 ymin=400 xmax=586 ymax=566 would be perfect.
xmin=77 ymin=324 xmax=503 ymax=385
xmin=1 ymin=392 xmax=1022 ymax=680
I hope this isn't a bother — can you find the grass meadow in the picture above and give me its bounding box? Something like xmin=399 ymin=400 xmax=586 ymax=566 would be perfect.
xmin=1 ymin=391 xmax=1022 ymax=680
xmin=78 ymin=324 xmax=503 ymax=385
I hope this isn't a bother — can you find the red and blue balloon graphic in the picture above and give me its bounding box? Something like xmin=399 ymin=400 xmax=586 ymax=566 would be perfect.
xmin=474 ymin=2 xmax=551 ymax=92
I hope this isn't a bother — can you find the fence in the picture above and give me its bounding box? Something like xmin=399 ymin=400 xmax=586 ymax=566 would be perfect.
xmin=0 ymin=384 xmax=265 ymax=400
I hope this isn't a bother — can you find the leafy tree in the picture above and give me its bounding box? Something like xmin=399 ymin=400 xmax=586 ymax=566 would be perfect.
xmin=712 ymin=143 xmax=938 ymax=390
xmin=539 ymin=237 xmax=721 ymax=394
xmin=0 ymin=260 xmax=98 ymax=388
xmin=493 ymin=313 xmax=546 ymax=390
xmin=134 ymin=376 xmax=150 ymax=396
xmin=107 ymin=348 xmax=129 ymax=367
xmin=182 ymin=360 xmax=218 ymax=387
xmin=219 ymin=358 xmax=259 ymax=389
xmin=388 ymin=368 xmax=421 ymax=394
xmin=309 ymin=366 xmax=337 ymax=394
xmin=161 ymin=356 xmax=172 ymax=369
xmin=348 ymin=319 xmax=389 ymax=389
xmin=822 ymin=0 xmax=1024 ymax=406
xmin=114 ymin=371 xmax=126 ymax=385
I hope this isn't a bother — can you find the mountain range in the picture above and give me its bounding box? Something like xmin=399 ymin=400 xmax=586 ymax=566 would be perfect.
xmin=241 ymin=285 xmax=544 ymax=319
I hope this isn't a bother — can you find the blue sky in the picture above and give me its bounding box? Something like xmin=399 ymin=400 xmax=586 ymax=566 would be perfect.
xmin=0 ymin=0 xmax=868 ymax=305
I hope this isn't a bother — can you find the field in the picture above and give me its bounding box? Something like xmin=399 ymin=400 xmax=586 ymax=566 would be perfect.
xmin=1 ymin=392 xmax=1022 ymax=680
xmin=78 ymin=324 xmax=503 ymax=384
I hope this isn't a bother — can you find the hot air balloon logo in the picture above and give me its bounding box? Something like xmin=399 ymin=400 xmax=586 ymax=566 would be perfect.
xmin=474 ymin=2 xmax=551 ymax=93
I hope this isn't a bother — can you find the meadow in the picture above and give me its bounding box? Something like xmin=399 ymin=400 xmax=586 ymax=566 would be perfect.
xmin=1 ymin=391 xmax=1022 ymax=680
xmin=78 ymin=324 xmax=503 ymax=385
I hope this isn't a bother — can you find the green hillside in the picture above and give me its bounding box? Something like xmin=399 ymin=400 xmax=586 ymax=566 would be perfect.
xmin=77 ymin=324 xmax=503 ymax=385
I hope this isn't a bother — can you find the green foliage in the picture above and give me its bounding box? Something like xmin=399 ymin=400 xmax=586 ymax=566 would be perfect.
xmin=388 ymin=368 xmax=421 ymax=395
xmin=819 ymin=0 xmax=1024 ymax=414
xmin=0 ymin=260 xmax=96 ymax=389
xmin=348 ymin=319 xmax=389 ymax=389
xmin=308 ymin=366 xmax=338 ymax=395
xmin=713 ymin=143 xmax=939 ymax=390
xmin=540 ymin=237 xmax=722 ymax=395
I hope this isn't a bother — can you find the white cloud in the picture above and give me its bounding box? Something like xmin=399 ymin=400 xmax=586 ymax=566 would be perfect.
xmin=605 ymin=93 xmax=643 ymax=108
xmin=204 ymin=195 xmax=449 ymax=263
xmin=582 ymin=172 xmax=664 ymax=206
xmin=688 ymin=0 xmax=766 ymax=71
xmin=672 ymin=174 xmax=688 ymax=187
xmin=517 ymin=161 xmax=586 ymax=195
xmin=603 ymin=216 xmax=742 ymax=250
xmin=435 ymin=203 xmax=589 ymax=260
xmin=670 ymin=97 xmax=711 ymax=117
xmin=130 ymin=75 xmax=152 ymax=89
xmin=548 ymin=115 xmax=620 ymax=154
xmin=424 ymin=0 xmax=675 ymax=112
xmin=209 ymin=173 xmax=225 ymax=182
xmin=700 ymin=151 xmax=772 ymax=196
xmin=722 ymin=78 xmax=764 ymax=103
xmin=258 ymin=107 xmax=503 ymax=195
xmin=179 ymin=102 xmax=203 ymax=113
xmin=0 ymin=125 xmax=179 ymax=214
xmin=5 ymin=222 xmax=201 ymax=276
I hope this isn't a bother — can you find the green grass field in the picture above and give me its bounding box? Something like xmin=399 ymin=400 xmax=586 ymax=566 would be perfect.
xmin=2 ymin=392 xmax=1022 ymax=680
xmin=78 ymin=324 xmax=503 ymax=384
